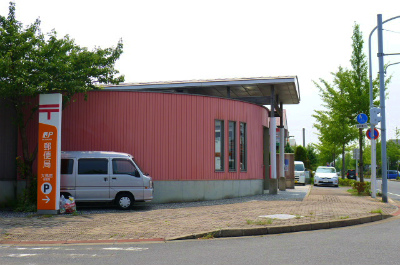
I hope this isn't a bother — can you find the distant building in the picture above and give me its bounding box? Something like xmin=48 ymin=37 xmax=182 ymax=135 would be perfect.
xmin=388 ymin=139 xmax=400 ymax=145
xmin=288 ymin=138 xmax=296 ymax=147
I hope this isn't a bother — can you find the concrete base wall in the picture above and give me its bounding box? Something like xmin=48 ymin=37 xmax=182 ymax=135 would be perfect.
xmin=286 ymin=179 xmax=295 ymax=189
xmin=269 ymin=179 xmax=278 ymax=195
xmin=279 ymin=177 xmax=286 ymax=191
xmin=152 ymin=179 xmax=264 ymax=203
xmin=0 ymin=181 xmax=26 ymax=204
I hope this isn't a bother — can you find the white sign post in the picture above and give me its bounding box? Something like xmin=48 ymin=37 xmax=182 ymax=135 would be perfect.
xmin=37 ymin=94 xmax=62 ymax=214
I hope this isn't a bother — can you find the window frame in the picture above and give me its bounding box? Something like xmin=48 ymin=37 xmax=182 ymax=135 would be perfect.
xmin=215 ymin=119 xmax=225 ymax=172
xmin=228 ymin=121 xmax=237 ymax=172
xmin=239 ymin=122 xmax=247 ymax=172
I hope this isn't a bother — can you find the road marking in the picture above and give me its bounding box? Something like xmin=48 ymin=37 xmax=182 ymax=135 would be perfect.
xmin=102 ymin=247 xmax=148 ymax=251
xmin=7 ymin=254 xmax=38 ymax=257
xmin=376 ymin=189 xmax=400 ymax=198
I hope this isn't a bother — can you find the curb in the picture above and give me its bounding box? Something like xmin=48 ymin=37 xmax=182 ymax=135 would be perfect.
xmin=167 ymin=213 xmax=392 ymax=241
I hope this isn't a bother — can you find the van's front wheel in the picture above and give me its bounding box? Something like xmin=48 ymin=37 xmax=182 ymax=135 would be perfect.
xmin=116 ymin=193 xmax=134 ymax=210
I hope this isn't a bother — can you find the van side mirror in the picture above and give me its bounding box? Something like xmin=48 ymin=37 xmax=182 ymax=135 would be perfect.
xmin=135 ymin=170 xmax=140 ymax=178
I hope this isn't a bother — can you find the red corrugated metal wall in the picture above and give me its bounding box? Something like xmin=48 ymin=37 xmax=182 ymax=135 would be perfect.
xmin=27 ymin=91 xmax=269 ymax=181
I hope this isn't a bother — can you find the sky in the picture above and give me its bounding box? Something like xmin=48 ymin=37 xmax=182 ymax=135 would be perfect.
xmin=2 ymin=0 xmax=400 ymax=146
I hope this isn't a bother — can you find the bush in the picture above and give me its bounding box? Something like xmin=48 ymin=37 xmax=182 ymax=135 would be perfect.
xmin=352 ymin=181 xmax=371 ymax=195
xmin=339 ymin=178 xmax=356 ymax=187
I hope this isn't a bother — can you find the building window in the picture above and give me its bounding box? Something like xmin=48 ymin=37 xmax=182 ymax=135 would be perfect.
xmin=240 ymin=122 xmax=247 ymax=171
xmin=215 ymin=120 xmax=224 ymax=171
xmin=229 ymin=121 xmax=236 ymax=171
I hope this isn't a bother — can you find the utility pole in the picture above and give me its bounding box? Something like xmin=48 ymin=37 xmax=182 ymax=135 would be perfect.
xmin=302 ymin=128 xmax=305 ymax=147
xmin=377 ymin=14 xmax=388 ymax=202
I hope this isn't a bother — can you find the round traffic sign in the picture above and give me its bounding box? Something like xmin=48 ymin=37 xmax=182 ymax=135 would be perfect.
xmin=366 ymin=128 xmax=379 ymax=140
xmin=357 ymin=113 xmax=368 ymax=124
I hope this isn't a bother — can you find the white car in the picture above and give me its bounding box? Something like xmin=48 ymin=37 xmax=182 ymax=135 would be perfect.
xmin=314 ymin=166 xmax=339 ymax=187
xmin=294 ymin=161 xmax=306 ymax=185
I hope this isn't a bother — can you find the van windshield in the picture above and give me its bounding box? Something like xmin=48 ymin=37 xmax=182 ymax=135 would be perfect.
xmin=295 ymin=164 xmax=305 ymax=171
xmin=132 ymin=158 xmax=143 ymax=173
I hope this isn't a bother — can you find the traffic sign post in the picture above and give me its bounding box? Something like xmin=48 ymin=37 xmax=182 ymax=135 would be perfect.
xmin=37 ymin=94 xmax=62 ymax=214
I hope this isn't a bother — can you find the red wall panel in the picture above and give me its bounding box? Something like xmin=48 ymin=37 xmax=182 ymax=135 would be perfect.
xmin=26 ymin=91 xmax=269 ymax=182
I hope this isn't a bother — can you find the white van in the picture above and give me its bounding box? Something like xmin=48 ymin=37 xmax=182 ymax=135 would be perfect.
xmin=294 ymin=161 xmax=306 ymax=185
xmin=60 ymin=151 xmax=153 ymax=210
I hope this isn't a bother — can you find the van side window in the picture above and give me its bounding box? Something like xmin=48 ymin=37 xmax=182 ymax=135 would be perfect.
xmin=78 ymin=159 xmax=108 ymax=174
xmin=112 ymin=159 xmax=137 ymax=176
xmin=61 ymin=159 xmax=74 ymax=174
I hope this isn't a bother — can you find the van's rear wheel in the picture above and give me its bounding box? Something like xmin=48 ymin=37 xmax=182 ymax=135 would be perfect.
xmin=116 ymin=193 xmax=134 ymax=210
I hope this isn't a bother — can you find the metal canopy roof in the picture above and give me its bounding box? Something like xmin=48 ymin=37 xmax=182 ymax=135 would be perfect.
xmin=103 ymin=76 xmax=300 ymax=105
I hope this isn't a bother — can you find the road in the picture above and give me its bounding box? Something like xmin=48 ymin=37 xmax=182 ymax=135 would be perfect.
xmin=375 ymin=179 xmax=400 ymax=201
xmin=1 ymin=216 xmax=400 ymax=265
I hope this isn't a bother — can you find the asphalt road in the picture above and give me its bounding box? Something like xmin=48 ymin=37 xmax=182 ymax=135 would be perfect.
xmin=1 ymin=216 xmax=400 ymax=265
xmin=375 ymin=179 xmax=400 ymax=201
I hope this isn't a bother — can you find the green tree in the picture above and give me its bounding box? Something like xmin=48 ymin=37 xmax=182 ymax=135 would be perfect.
xmin=0 ymin=2 xmax=124 ymax=205
xmin=387 ymin=141 xmax=400 ymax=170
xmin=312 ymin=23 xmax=387 ymax=181
xmin=294 ymin=146 xmax=307 ymax=163
xmin=306 ymin=144 xmax=318 ymax=170
xmin=284 ymin=143 xmax=294 ymax=153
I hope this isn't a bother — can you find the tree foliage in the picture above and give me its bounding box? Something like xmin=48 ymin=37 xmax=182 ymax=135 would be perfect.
xmin=0 ymin=2 xmax=124 ymax=206
xmin=294 ymin=146 xmax=307 ymax=163
xmin=284 ymin=143 xmax=294 ymax=153
xmin=306 ymin=144 xmax=318 ymax=170
xmin=312 ymin=23 xmax=388 ymax=180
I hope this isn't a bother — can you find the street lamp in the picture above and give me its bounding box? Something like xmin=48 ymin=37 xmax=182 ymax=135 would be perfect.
xmin=368 ymin=14 xmax=400 ymax=202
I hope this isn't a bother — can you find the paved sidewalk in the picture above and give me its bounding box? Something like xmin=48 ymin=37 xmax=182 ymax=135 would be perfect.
xmin=0 ymin=186 xmax=398 ymax=245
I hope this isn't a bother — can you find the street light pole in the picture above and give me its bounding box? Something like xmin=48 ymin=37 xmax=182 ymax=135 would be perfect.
xmin=368 ymin=14 xmax=400 ymax=201
xmin=377 ymin=14 xmax=388 ymax=202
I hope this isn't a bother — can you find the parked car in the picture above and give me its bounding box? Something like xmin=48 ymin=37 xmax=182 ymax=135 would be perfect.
xmin=294 ymin=161 xmax=306 ymax=185
xmin=387 ymin=170 xmax=400 ymax=180
xmin=60 ymin=151 xmax=154 ymax=210
xmin=314 ymin=166 xmax=339 ymax=187
xmin=346 ymin=169 xmax=357 ymax=180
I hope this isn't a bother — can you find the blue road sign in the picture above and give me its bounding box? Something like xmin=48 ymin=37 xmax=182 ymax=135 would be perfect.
xmin=357 ymin=113 xmax=368 ymax=124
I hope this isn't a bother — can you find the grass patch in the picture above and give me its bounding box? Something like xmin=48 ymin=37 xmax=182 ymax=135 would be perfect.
xmin=370 ymin=209 xmax=383 ymax=214
xmin=339 ymin=216 xmax=349 ymax=219
xmin=346 ymin=188 xmax=370 ymax=196
xmin=200 ymin=232 xmax=216 ymax=239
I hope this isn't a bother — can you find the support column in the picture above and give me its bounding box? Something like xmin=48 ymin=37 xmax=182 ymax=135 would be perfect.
xmin=279 ymin=126 xmax=286 ymax=191
xmin=263 ymin=127 xmax=270 ymax=192
xmin=269 ymin=86 xmax=278 ymax=195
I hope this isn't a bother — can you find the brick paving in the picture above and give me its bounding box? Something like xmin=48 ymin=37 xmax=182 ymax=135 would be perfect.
xmin=0 ymin=186 xmax=398 ymax=244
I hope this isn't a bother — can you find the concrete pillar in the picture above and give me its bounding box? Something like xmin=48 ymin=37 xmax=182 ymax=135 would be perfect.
xmin=279 ymin=127 xmax=286 ymax=191
xmin=263 ymin=127 xmax=270 ymax=191
xmin=270 ymin=117 xmax=277 ymax=195
xmin=269 ymin=179 xmax=278 ymax=194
